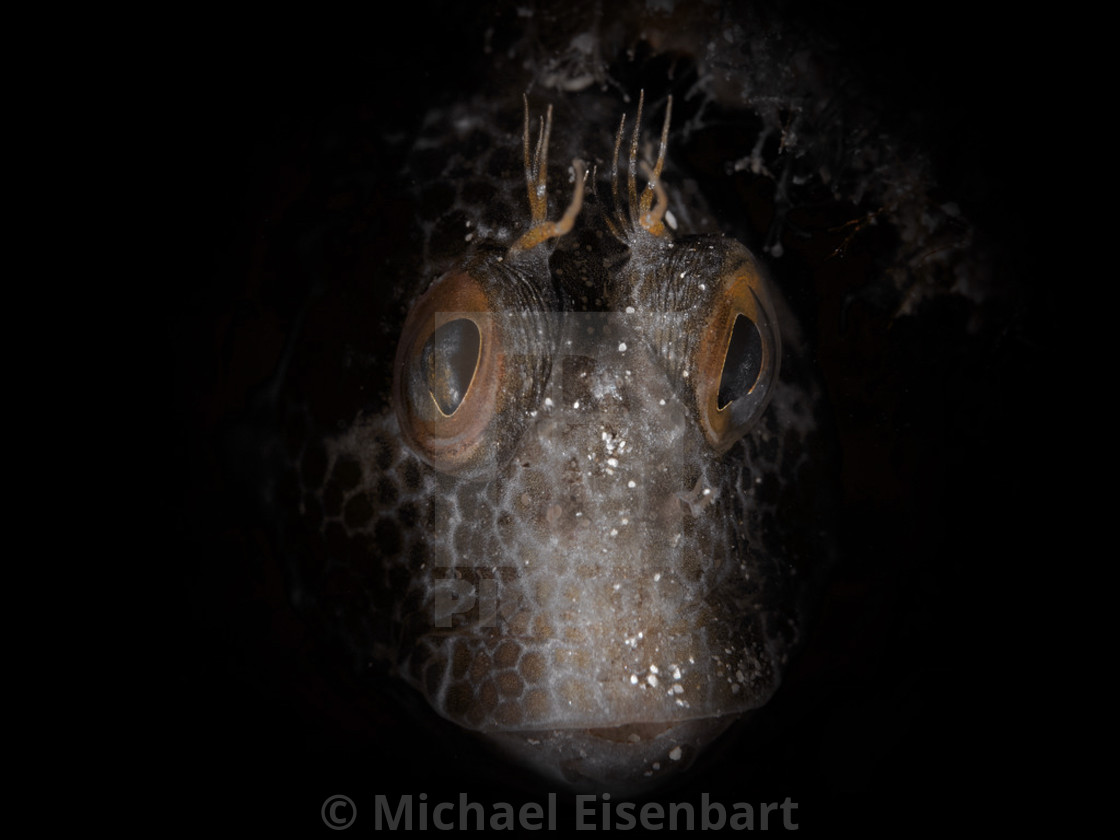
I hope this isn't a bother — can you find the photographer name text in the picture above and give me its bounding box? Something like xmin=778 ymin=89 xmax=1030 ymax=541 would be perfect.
xmin=364 ymin=792 xmax=798 ymax=831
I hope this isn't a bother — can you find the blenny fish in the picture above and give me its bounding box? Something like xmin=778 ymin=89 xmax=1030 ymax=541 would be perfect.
xmin=272 ymin=45 xmax=836 ymax=791
xmin=250 ymin=0 xmax=993 ymax=794
xmin=186 ymin=0 xmax=1018 ymax=819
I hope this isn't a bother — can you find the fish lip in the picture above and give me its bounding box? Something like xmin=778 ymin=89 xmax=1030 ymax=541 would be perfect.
xmin=477 ymin=714 xmax=743 ymax=794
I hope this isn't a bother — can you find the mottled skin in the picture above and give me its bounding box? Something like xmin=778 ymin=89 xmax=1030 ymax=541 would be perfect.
xmin=287 ymin=83 xmax=832 ymax=793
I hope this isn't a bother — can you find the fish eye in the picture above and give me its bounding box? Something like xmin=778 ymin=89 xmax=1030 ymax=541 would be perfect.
xmin=717 ymin=314 xmax=764 ymax=410
xmin=422 ymin=318 xmax=482 ymax=417
xmin=393 ymin=269 xmax=502 ymax=477
xmin=692 ymin=249 xmax=780 ymax=453
xmin=392 ymin=260 xmax=556 ymax=478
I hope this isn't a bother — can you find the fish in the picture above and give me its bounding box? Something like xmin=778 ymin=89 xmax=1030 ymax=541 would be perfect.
xmin=185 ymin=0 xmax=1020 ymax=820
xmin=271 ymin=32 xmax=836 ymax=792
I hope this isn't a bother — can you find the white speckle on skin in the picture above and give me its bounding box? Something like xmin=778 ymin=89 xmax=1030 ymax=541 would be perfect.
xmin=618 ymin=341 xmax=627 ymax=352
xmin=669 ymin=746 xmax=682 ymax=761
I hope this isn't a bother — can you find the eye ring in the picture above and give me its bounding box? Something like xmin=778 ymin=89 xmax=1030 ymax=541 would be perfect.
xmin=692 ymin=255 xmax=780 ymax=453
xmin=392 ymin=270 xmax=503 ymax=475
xmin=392 ymin=256 xmax=558 ymax=479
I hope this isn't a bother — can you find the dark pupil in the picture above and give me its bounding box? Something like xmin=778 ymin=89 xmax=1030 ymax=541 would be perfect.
xmin=422 ymin=318 xmax=481 ymax=416
xmin=718 ymin=314 xmax=763 ymax=410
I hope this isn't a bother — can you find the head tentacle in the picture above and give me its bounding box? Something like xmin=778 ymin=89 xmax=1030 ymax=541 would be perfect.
xmin=510 ymin=96 xmax=587 ymax=253
xmin=606 ymin=90 xmax=673 ymax=242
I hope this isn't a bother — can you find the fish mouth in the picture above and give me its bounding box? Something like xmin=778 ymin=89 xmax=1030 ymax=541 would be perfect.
xmin=479 ymin=714 xmax=743 ymax=794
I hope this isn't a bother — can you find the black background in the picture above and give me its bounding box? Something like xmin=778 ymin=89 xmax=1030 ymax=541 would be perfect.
xmin=165 ymin=1 xmax=1044 ymax=832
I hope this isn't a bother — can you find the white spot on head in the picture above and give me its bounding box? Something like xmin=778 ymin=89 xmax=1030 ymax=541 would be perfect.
xmin=669 ymin=746 xmax=682 ymax=761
